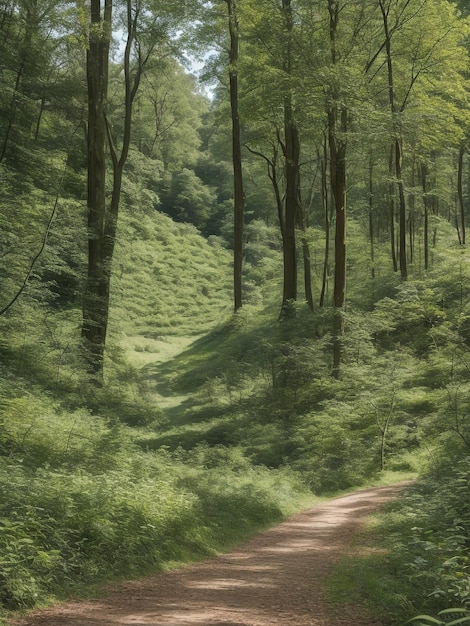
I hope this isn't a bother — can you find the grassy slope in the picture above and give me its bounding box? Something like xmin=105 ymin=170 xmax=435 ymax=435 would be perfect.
xmin=0 ymin=209 xmax=316 ymax=622
xmin=3 ymin=204 xmax=468 ymax=623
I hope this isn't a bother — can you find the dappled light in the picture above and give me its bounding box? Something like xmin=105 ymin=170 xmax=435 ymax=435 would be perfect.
xmin=1 ymin=0 xmax=469 ymax=623
xmin=12 ymin=486 xmax=404 ymax=626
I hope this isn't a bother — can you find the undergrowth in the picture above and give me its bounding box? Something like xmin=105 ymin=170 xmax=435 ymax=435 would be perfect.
xmin=326 ymin=458 xmax=470 ymax=625
xmin=0 ymin=390 xmax=312 ymax=620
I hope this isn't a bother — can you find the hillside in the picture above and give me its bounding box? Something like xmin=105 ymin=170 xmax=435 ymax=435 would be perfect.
xmin=2 ymin=193 xmax=470 ymax=625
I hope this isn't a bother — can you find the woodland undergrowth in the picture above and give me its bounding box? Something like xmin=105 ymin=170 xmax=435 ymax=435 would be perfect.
xmin=1 ymin=211 xmax=470 ymax=625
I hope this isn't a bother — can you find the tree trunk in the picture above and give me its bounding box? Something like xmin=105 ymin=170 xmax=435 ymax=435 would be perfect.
xmin=420 ymin=162 xmax=429 ymax=270
xmin=458 ymin=144 xmax=466 ymax=245
xmin=299 ymin=205 xmax=314 ymax=312
xmin=82 ymin=0 xmax=142 ymax=379
xmin=379 ymin=0 xmax=407 ymax=279
xmin=280 ymin=0 xmax=299 ymax=312
xmin=388 ymin=145 xmax=398 ymax=272
xmin=319 ymin=139 xmax=330 ymax=307
xmin=396 ymin=138 xmax=407 ymax=279
xmin=328 ymin=0 xmax=347 ymax=377
xmin=81 ymin=0 xmax=111 ymax=378
xmin=282 ymin=96 xmax=300 ymax=308
xmin=369 ymin=154 xmax=375 ymax=279
xmin=226 ymin=0 xmax=244 ymax=312
xmin=329 ymin=107 xmax=347 ymax=378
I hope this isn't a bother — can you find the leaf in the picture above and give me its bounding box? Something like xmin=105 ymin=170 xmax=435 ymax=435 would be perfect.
xmin=439 ymin=609 xmax=470 ymax=615
xmin=404 ymin=616 xmax=443 ymax=625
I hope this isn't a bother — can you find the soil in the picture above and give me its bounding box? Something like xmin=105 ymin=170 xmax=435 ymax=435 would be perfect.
xmin=10 ymin=483 xmax=410 ymax=626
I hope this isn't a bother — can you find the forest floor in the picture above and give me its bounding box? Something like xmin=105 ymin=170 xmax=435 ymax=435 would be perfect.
xmin=10 ymin=482 xmax=411 ymax=626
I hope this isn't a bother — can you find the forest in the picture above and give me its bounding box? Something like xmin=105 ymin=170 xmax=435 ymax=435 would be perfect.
xmin=1 ymin=0 xmax=470 ymax=623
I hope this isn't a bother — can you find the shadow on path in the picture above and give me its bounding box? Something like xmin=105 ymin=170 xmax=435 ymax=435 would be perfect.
xmin=11 ymin=483 xmax=412 ymax=626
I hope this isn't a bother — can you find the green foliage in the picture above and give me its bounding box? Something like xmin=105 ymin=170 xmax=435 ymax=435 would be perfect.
xmin=405 ymin=608 xmax=470 ymax=625
xmin=111 ymin=203 xmax=232 ymax=342
xmin=0 ymin=3 xmax=469 ymax=622
xmin=159 ymin=167 xmax=218 ymax=232
xmin=0 ymin=381 xmax=311 ymax=616
xmin=327 ymin=459 xmax=470 ymax=624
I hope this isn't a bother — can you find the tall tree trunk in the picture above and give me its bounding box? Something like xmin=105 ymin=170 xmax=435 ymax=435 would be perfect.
xmin=458 ymin=144 xmax=466 ymax=245
xmin=319 ymin=139 xmax=330 ymax=307
xmin=81 ymin=0 xmax=111 ymax=378
xmin=282 ymin=96 xmax=300 ymax=308
xmin=388 ymin=145 xmax=398 ymax=272
xmin=226 ymin=0 xmax=244 ymax=312
xmin=82 ymin=0 xmax=143 ymax=379
xmin=329 ymin=106 xmax=347 ymax=378
xmin=396 ymin=139 xmax=407 ymax=278
xmin=379 ymin=0 xmax=407 ymax=279
xmin=328 ymin=0 xmax=347 ymax=378
xmin=420 ymin=162 xmax=429 ymax=270
xmin=299 ymin=205 xmax=314 ymax=312
xmin=280 ymin=0 xmax=299 ymax=312
xmin=408 ymin=158 xmax=416 ymax=266
xmin=369 ymin=153 xmax=375 ymax=279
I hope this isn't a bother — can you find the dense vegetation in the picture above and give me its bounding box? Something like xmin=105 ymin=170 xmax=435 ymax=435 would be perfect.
xmin=1 ymin=0 xmax=470 ymax=624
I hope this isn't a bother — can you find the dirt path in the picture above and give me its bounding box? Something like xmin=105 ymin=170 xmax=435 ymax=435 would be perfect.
xmin=10 ymin=483 xmax=410 ymax=626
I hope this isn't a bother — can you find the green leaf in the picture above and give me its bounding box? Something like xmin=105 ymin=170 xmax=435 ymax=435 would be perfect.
xmin=439 ymin=609 xmax=470 ymax=615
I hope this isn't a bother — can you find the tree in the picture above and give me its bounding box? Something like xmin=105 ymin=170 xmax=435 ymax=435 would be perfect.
xmin=82 ymin=0 xmax=180 ymax=377
xmin=225 ymin=0 xmax=245 ymax=312
xmin=365 ymin=0 xmax=469 ymax=275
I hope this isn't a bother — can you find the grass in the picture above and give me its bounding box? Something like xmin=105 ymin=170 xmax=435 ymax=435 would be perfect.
xmin=325 ymin=467 xmax=470 ymax=625
xmin=2 ymin=201 xmax=470 ymax=624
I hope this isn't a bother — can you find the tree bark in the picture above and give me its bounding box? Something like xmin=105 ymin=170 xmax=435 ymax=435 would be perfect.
xmin=319 ymin=139 xmax=330 ymax=308
xmin=458 ymin=144 xmax=466 ymax=245
xmin=328 ymin=0 xmax=347 ymax=378
xmin=396 ymin=138 xmax=407 ymax=279
xmin=226 ymin=0 xmax=245 ymax=312
xmin=282 ymin=96 xmax=300 ymax=308
xmin=299 ymin=204 xmax=314 ymax=312
xmin=81 ymin=0 xmax=111 ymax=378
xmin=280 ymin=0 xmax=299 ymax=312
xmin=329 ymin=106 xmax=347 ymax=378
xmin=420 ymin=162 xmax=429 ymax=270
xmin=369 ymin=153 xmax=375 ymax=279
xmin=379 ymin=0 xmax=407 ymax=279
xmin=388 ymin=144 xmax=398 ymax=272
xmin=82 ymin=0 xmax=143 ymax=379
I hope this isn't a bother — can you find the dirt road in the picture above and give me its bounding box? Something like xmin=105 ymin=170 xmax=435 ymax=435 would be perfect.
xmin=11 ymin=483 xmax=408 ymax=626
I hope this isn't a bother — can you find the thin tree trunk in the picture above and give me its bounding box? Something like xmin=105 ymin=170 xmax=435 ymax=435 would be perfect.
xmin=330 ymin=109 xmax=347 ymax=378
xmin=226 ymin=0 xmax=244 ymax=312
xmin=244 ymin=142 xmax=284 ymax=241
xmin=280 ymin=0 xmax=299 ymax=312
xmin=396 ymin=139 xmax=407 ymax=279
xmin=420 ymin=163 xmax=429 ymax=270
xmin=369 ymin=154 xmax=375 ymax=279
xmin=319 ymin=139 xmax=330 ymax=307
xmin=458 ymin=144 xmax=466 ymax=245
xmin=328 ymin=0 xmax=347 ymax=378
xmin=0 ymin=61 xmax=24 ymax=163
xmin=299 ymin=205 xmax=314 ymax=312
xmin=282 ymin=96 xmax=299 ymax=308
xmin=379 ymin=0 xmax=406 ymax=279
xmin=388 ymin=145 xmax=398 ymax=272
xmin=408 ymin=158 xmax=416 ymax=266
